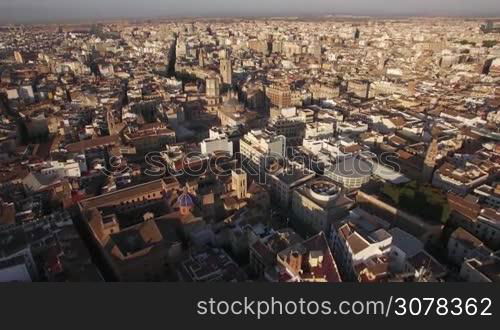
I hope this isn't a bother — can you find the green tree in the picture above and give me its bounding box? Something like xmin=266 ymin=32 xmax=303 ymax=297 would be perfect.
xmin=483 ymin=40 xmax=498 ymax=48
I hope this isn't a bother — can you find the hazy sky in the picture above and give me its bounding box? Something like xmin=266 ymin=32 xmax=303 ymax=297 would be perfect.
xmin=1 ymin=0 xmax=499 ymax=23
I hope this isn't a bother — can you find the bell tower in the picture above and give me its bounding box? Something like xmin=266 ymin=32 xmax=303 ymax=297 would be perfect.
xmin=422 ymin=138 xmax=438 ymax=183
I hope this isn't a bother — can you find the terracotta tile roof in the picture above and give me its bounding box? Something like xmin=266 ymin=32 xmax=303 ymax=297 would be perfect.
xmin=347 ymin=232 xmax=371 ymax=255
xmin=279 ymin=232 xmax=342 ymax=282
xmin=447 ymin=193 xmax=481 ymax=220
xmin=451 ymin=228 xmax=484 ymax=249
xmin=66 ymin=135 xmax=120 ymax=153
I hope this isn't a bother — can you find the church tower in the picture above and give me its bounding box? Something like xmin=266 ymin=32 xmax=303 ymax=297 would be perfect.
xmin=422 ymin=138 xmax=438 ymax=183
xmin=198 ymin=48 xmax=206 ymax=67
xmin=232 ymin=169 xmax=247 ymax=200
xmin=220 ymin=58 xmax=232 ymax=86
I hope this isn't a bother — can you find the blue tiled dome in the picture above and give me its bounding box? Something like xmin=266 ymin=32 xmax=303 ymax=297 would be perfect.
xmin=177 ymin=192 xmax=194 ymax=208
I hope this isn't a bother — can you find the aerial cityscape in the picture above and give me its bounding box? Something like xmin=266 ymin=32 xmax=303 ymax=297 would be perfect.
xmin=0 ymin=4 xmax=499 ymax=283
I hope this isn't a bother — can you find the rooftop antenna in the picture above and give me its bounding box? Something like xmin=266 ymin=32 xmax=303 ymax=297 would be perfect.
xmin=416 ymin=256 xmax=433 ymax=282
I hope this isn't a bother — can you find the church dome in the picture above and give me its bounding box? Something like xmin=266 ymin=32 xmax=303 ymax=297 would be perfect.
xmin=177 ymin=191 xmax=194 ymax=208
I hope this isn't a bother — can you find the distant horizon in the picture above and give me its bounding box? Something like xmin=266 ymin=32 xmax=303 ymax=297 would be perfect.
xmin=1 ymin=0 xmax=500 ymax=24
xmin=2 ymin=12 xmax=500 ymax=26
